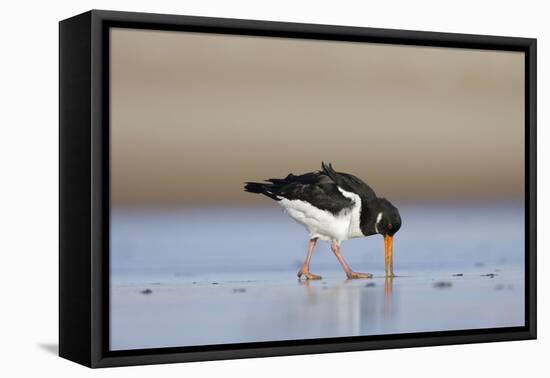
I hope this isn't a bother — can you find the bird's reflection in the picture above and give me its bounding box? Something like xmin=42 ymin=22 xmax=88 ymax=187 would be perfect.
xmin=384 ymin=276 xmax=394 ymax=316
xmin=296 ymin=275 xmax=397 ymax=335
xmin=384 ymin=276 xmax=394 ymax=296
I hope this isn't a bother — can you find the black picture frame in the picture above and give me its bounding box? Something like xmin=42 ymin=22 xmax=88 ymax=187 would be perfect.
xmin=59 ymin=9 xmax=537 ymax=368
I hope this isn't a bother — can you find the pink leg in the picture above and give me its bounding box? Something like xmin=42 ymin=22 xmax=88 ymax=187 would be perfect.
xmin=297 ymin=238 xmax=322 ymax=280
xmin=331 ymin=241 xmax=372 ymax=279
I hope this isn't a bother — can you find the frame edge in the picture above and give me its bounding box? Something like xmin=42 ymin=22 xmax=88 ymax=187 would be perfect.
xmin=59 ymin=11 xmax=94 ymax=368
xmin=526 ymin=38 xmax=537 ymax=340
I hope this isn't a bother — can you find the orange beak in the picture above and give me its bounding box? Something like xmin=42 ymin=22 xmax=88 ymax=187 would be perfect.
xmin=384 ymin=235 xmax=394 ymax=277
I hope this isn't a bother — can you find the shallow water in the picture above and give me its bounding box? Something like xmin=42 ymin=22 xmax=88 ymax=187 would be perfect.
xmin=110 ymin=203 xmax=525 ymax=350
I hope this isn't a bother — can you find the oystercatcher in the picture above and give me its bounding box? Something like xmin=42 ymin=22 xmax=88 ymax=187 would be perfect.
xmin=245 ymin=162 xmax=401 ymax=280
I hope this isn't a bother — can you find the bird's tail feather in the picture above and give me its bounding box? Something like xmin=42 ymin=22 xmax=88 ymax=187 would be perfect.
xmin=244 ymin=182 xmax=280 ymax=201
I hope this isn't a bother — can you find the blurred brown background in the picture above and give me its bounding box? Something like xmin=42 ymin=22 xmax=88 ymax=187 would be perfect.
xmin=110 ymin=28 xmax=524 ymax=207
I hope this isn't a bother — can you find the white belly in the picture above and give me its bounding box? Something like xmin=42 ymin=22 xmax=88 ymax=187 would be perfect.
xmin=278 ymin=191 xmax=363 ymax=243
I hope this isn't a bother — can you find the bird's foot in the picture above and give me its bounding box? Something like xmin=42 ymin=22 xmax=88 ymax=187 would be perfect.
xmin=346 ymin=271 xmax=373 ymax=279
xmin=297 ymin=270 xmax=322 ymax=280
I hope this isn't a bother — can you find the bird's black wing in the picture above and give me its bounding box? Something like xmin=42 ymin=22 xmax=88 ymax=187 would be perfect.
xmin=245 ymin=171 xmax=354 ymax=215
xmin=321 ymin=162 xmax=377 ymax=201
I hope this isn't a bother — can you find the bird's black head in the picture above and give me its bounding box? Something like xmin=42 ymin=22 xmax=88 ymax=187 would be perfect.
xmin=373 ymin=198 xmax=401 ymax=237
xmin=359 ymin=197 xmax=402 ymax=277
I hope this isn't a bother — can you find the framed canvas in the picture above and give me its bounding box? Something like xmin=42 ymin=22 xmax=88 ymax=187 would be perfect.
xmin=59 ymin=10 xmax=537 ymax=368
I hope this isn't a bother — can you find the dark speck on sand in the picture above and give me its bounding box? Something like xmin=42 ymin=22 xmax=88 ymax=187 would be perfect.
xmin=365 ymin=282 xmax=376 ymax=287
xmin=452 ymin=273 xmax=464 ymax=277
xmin=481 ymin=273 xmax=497 ymax=278
xmin=232 ymin=288 xmax=246 ymax=293
xmin=212 ymin=282 xmax=219 ymax=285
xmin=434 ymin=281 xmax=453 ymax=289
xmin=140 ymin=289 xmax=153 ymax=295
xmin=496 ymin=284 xmax=514 ymax=291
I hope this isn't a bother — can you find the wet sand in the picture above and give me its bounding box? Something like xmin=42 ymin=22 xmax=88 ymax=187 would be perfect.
xmin=110 ymin=204 xmax=525 ymax=350
xmin=110 ymin=268 xmax=524 ymax=350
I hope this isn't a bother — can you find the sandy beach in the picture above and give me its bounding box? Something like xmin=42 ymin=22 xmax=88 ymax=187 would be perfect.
xmin=111 ymin=268 xmax=523 ymax=350
xmin=110 ymin=204 xmax=525 ymax=350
